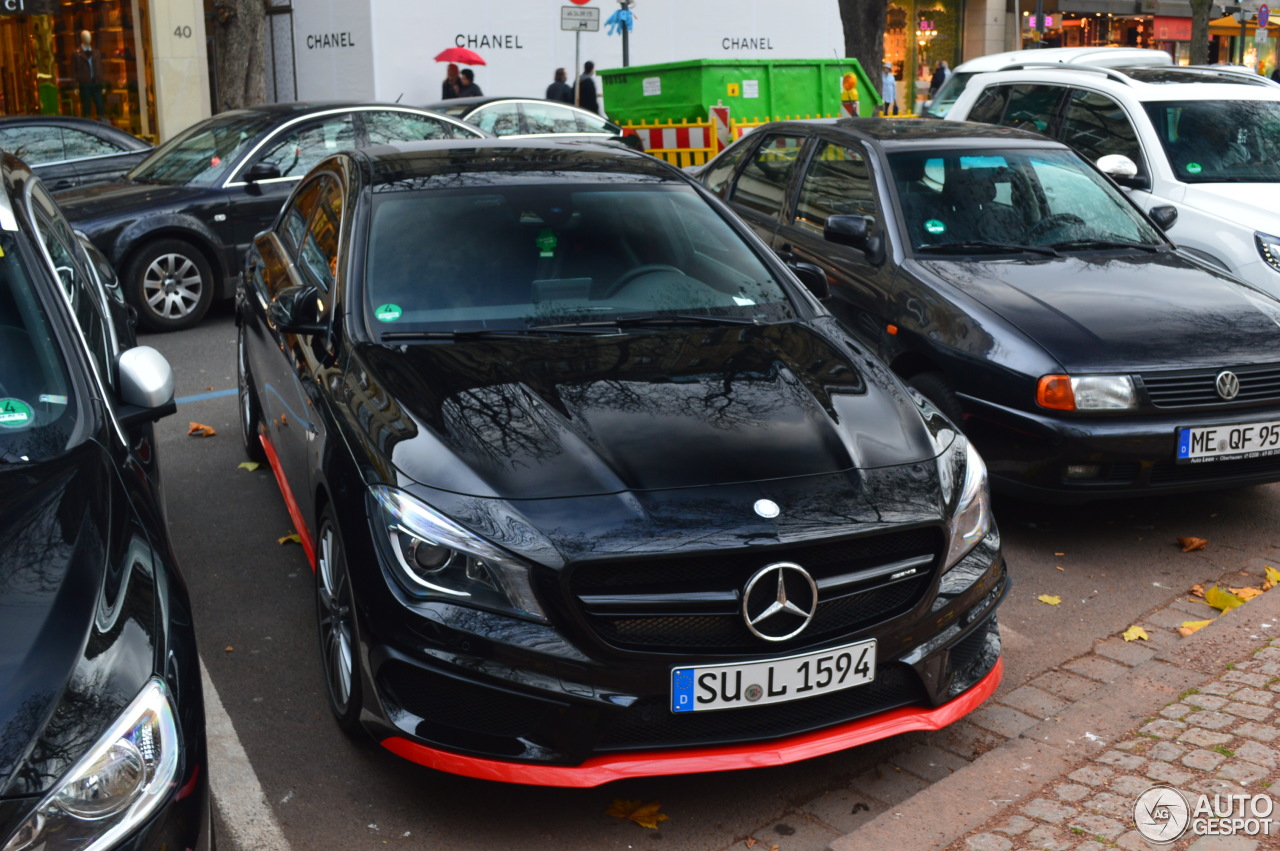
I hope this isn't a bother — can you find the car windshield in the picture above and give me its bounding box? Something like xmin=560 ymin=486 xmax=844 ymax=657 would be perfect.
xmin=887 ymin=147 xmax=1164 ymax=252
xmin=362 ymin=182 xmax=796 ymax=334
xmin=128 ymin=111 xmax=272 ymax=186
xmin=0 ymin=233 xmax=81 ymax=462
xmin=922 ymin=71 xmax=974 ymax=118
xmin=1143 ymin=99 xmax=1280 ymax=183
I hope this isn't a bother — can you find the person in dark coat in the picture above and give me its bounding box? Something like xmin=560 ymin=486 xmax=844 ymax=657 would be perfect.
xmin=441 ymin=63 xmax=461 ymax=100
xmin=546 ymin=68 xmax=574 ymax=104
xmin=577 ymin=61 xmax=599 ymax=114
xmin=72 ymin=29 xmax=106 ymax=119
xmin=929 ymin=60 xmax=951 ymax=99
xmin=457 ymin=68 xmax=483 ymax=97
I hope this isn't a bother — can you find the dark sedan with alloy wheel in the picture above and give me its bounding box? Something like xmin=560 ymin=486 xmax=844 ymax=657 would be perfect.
xmin=56 ymin=102 xmax=484 ymax=332
xmin=236 ymin=138 xmax=1007 ymax=786
xmin=698 ymin=117 xmax=1280 ymax=501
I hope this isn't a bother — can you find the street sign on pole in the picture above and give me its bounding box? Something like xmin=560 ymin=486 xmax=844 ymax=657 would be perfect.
xmin=1260 ymin=4 xmax=1270 ymax=28
xmin=562 ymin=6 xmax=600 ymax=31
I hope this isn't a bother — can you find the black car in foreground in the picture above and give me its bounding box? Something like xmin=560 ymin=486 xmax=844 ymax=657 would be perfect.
xmin=57 ymin=102 xmax=485 ymax=332
xmin=0 ymin=115 xmax=152 ymax=192
xmin=0 ymin=154 xmax=208 ymax=849
xmin=699 ymin=117 xmax=1280 ymax=501
xmin=237 ymin=138 xmax=1007 ymax=786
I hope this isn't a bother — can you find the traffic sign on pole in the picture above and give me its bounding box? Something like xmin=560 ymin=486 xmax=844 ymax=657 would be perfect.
xmin=562 ymin=6 xmax=600 ymax=31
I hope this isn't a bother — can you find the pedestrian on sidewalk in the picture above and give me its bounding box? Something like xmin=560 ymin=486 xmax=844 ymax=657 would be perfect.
xmin=881 ymin=61 xmax=898 ymax=116
xmin=457 ymin=68 xmax=482 ymax=97
xmin=577 ymin=61 xmax=600 ymax=114
xmin=546 ymin=68 xmax=573 ymax=104
xmin=441 ymin=63 xmax=461 ymax=100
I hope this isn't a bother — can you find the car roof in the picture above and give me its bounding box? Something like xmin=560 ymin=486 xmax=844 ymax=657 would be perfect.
xmin=955 ymin=46 xmax=1172 ymax=73
xmin=354 ymin=138 xmax=680 ymax=186
xmin=738 ymin=117 xmax=1068 ymax=148
xmin=961 ymin=65 xmax=1280 ymax=101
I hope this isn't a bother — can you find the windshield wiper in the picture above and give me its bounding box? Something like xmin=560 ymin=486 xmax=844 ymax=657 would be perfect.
xmin=531 ymin=313 xmax=760 ymax=331
xmin=917 ymin=241 xmax=1059 ymax=257
xmin=378 ymin=328 xmax=594 ymax=341
xmin=1048 ymin=239 xmax=1161 ymax=253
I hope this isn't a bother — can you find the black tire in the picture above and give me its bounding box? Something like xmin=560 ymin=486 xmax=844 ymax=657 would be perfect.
xmin=908 ymin=371 xmax=965 ymax=430
xmin=125 ymin=239 xmax=216 ymax=332
xmin=237 ymin=324 xmax=267 ymax=464
xmin=315 ymin=506 xmax=364 ymax=736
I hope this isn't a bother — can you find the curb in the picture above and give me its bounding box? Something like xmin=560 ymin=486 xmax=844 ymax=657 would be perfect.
xmin=827 ymin=583 xmax=1280 ymax=851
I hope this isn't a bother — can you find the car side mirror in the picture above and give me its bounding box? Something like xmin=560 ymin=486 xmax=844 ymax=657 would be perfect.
xmin=1149 ymin=205 xmax=1178 ymax=231
xmin=115 ymin=345 xmax=176 ymax=427
xmin=1096 ymin=154 xmax=1150 ymax=190
xmin=825 ymin=214 xmax=885 ymax=265
xmin=269 ymin=285 xmax=326 ymax=335
xmin=245 ymin=162 xmax=282 ymax=183
xmin=789 ymin=262 xmax=830 ymax=299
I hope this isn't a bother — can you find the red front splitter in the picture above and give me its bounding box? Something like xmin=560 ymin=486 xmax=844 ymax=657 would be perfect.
xmin=382 ymin=655 xmax=1003 ymax=787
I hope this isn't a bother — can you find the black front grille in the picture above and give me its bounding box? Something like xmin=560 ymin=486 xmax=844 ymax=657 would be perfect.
xmin=596 ymin=663 xmax=926 ymax=751
xmin=1149 ymin=453 xmax=1280 ymax=485
xmin=378 ymin=660 xmax=551 ymax=738
xmin=1141 ymin=364 xmax=1280 ymax=408
xmin=568 ymin=528 xmax=942 ymax=654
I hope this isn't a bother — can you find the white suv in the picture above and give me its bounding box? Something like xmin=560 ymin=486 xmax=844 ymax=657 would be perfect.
xmin=948 ymin=65 xmax=1280 ymax=293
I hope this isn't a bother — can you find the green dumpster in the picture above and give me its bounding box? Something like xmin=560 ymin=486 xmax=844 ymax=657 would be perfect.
xmin=599 ymin=58 xmax=880 ymax=124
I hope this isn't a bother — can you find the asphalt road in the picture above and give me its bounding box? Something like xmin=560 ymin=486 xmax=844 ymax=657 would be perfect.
xmin=140 ymin=302 xmax=1280 ymax=851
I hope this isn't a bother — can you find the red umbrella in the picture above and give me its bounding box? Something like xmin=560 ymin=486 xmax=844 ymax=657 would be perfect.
xmin=434 ymin=47 xmax=486 ymax=66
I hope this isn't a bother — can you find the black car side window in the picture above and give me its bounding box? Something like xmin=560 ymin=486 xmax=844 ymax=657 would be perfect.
xmin=297 ymin=177 xmax=342 ymax=294
xmin=280 ymin=178 xmax=324 ymax=255
xmin=256 ymin=115 xmax=356 ymax=179
xmin=62 ymin=127 xmax=125 ymax=158
xmin=1059 ymin=89 xmax=1144 ymax=172
xmin=730 ymin=133 xmax=805 ymax=217
xmin=795 ymin=141 xmax=877 ymax=233
xmin=999 ymin=85 xmax=1067 ymax=135
xmin=967 ymin=85 xmax=1013 ymax=125
xmin=703 ymin=143 xmax=747 ymax=198
xmin=365 ymin=110 xmax=457 ymax=144
xmin=522 ymin=102 xmax=579 ymax=134
xmin=0 ymin=126 xmax=65 ymax=165
xmin=472 ymin=105 xmax=521 ymax=136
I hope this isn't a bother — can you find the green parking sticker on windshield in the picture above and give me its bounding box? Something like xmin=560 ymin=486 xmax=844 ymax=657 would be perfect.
xmin=1186 ymin=162 xmax=1203 ymax=175
xmin=925 ymin=219 xmax=947 ymax=235
xmin=0 ymin=398 xmax=33 ymax=429
xmin=374 ymin=303 xmax=403 ymax=322
xmin=536 ymin=228 xmax=558 ymax=258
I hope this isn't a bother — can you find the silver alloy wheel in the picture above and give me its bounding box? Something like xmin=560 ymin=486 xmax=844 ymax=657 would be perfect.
xmin=141 ymin=251 xmax=204 ymax=321
xmin=317 ymin=523 xmax=354 ymax=711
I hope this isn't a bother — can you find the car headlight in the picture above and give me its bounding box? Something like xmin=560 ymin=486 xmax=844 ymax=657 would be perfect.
xmin=1036 ymin=374 xmax=1136 ymax=411
xmin=2 ymin=679 xmax=180 ymax=851
xmin=370 ymin=485 xmax=547 ymax=622
xmin=1256 ymin=232 xmax=1280 ymax=273
xmin=939 ymin=436 xmax=991 ymax=570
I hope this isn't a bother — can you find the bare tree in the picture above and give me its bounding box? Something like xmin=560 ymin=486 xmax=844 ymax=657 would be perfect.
xmin=210 ymin=0 xmax=267 ymax=111
xmin=1189 ymin=0 xmax=1215 ymax=65
xmin=838 ymin=0 xmax=888 ymax=96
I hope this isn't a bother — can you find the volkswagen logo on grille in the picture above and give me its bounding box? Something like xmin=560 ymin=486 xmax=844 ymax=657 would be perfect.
xmin=742 ymin=562 xmax=818 ymax=642
xmin=753 ymin=499 xmax=780 ymax=519
xmin=1216 ymin=370 xmax=1241 ymax=401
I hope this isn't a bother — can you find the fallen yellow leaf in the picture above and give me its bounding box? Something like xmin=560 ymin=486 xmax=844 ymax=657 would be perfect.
xmin=1231 ymin=587 xmax=1264 ymax=601
xmin=1123 ymin=625 xmax=1149 ymax=642
xmin=1266 ymin=567 xmax=1280 ymax=591
xmin=1055 ymin=566 xmax=1064 ymax=571
xmin=237 ymin=461 xmax=260 ymax=472
xmin=1177 ymin=536 xmax=1207 ymax=552
xmin=1037 ymin=594 xmax=1062 ymax=605
xmin=606 ymin=799 xmax=668 ymax=830
xmin=1055 ymin=552 xmax=1065 ymax=556
xmin=1205 ymin=585 xmax=1245 ymax=612
xmin=1178 ymin=619 xmax=1214 ymax=637
xmin=278 ymin=532 xmax=301 ymax=546
xmin=187 ymin=422 xmax=217 ymax=437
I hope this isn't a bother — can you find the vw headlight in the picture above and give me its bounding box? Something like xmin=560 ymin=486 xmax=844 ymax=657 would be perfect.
xmin=1037 ymin=375 xmax=1136 ymax=411
xmin=1257 ymin=232 xmax=1280 ymax=274
xmin=2 ymin=679 xmax=180 ymax=851
xmin=939 ymin=436 xmax=991 ymax=570
xmin=370 ymin=485 xmax=547 ymax=622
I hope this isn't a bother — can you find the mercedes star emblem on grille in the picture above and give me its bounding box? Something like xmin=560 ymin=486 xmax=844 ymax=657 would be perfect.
xmin=1216 ymin=370 xmax=1241 ymax=401
xmin=753 ymin=499 xmax=780 ymax=518
xmin=742 ymin=562 xmax=818 ymax=641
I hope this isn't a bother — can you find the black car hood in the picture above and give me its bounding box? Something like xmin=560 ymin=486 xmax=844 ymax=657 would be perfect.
xmin=0 ymin=442 xmax=148 ymax=797
xmin=55 ymin=179 xmax=203 ymax=221
xmin=352 ymin=322 xmax=941 ymax=500
xmin=915 ymin=252 xmax=1280 ymax=372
